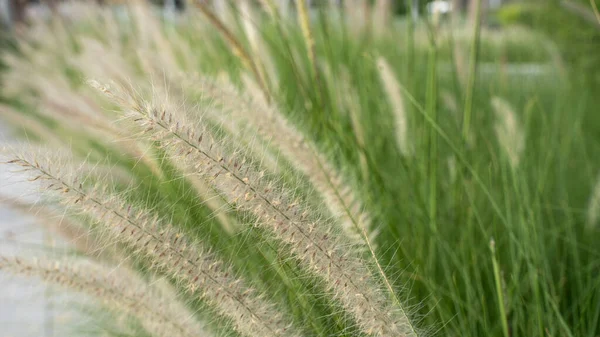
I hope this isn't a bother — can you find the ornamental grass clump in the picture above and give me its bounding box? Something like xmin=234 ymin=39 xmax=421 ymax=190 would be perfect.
xmin=2 ymin=1 xmax=600 ymax=337
xmin=0 ymin=3 xmax=418 ymax=337
xmin=0 ymin=256 xmax=209 ymax=337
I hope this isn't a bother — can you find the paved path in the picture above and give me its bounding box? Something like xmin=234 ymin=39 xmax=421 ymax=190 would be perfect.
xmin=0 ymin=124 xmax=68 ymax=337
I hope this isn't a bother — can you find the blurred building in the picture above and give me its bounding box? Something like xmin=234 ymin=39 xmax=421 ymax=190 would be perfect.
xmin=0 ymin=0 xmax=510 ymax=31
xmin=0 ymin=0 xmax=189 ymax=29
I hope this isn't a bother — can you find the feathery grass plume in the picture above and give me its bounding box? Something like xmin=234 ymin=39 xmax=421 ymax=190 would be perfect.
xmin=491 ymin=96 xmax=525 ymax=169
xmin=71 ymin=38 xmax=135 ymax=85
xmin=257 ymin=0 xmax=278 ymax=18
xmin=6 ymin=38 xmax=167 ymax=180
xmin=0 ymin=105 xmax=63 ymax=145
xmin=453 ymin=43 xmax=468 ymax=89
xmin=587 ymin=173 xmax=600 ymax=229
xmin=240 ymin=72 xmax=271 ymax=110
xmin=182 ymin=76 xmax=376 ymax=248
xmin=175 ymin=170 xmax=240 ymax=234
xmin=294 ymin=0 xmax=320 ymax=93
xmin=130 ymin=2 xmax=180 ymax=75
xmin=7 ymin=72 xmax=119 ymax=137
xmin=294 ymin=0 xmax=314 ymax=64
xmin=0 ymin=257 xmax=209 ymax=337
xmin=240 ymin=1 xmax=260 ymax=58
xmin=592 ymin=0 xmax=600 ymax=24
xmin=376 ymin=57 xmax=412 ymax=157
xmin=343 ymin=0 xmax=370 ymax=36
xmin=3 ymin=151 xmax=300 ymax=337
xmin=240 ymin=1 xmax=268 ymax=84
xmin=0 ymin=196 xmax=115 ymax=257
xmin=441 ymin=90 xmax=459 ymax=115
xmin=344 ymin=75 xmax=370 ymax=183
xmin=92 ymin=80 xmax=418 ymax=337
xmin=239 ymin=4 xmax=278 ymax=90
xmin=189 ymin=78 xmax=282 ymax=176
xmin=127 ymin=1 xmax=202 ymax=80
xmin=2 ymin=36 xmax=159 ymax=169
xmin=135 ymin=85 xmax=241 ymax=234
xmin=176 ymin=75 xmax=392 ymax=312
xmin=372 ymin=0 xmax=392 ymax=37
xmin=191 ymin=0 xmax=270 ymax=103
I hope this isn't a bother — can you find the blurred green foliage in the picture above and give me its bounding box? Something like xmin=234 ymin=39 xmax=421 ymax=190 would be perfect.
xmin=496 ymin=1 xmax=600 ymax=84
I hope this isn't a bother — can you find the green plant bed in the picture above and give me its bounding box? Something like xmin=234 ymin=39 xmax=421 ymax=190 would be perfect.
xmin=0 ymin=3 xmax=599 ymax=337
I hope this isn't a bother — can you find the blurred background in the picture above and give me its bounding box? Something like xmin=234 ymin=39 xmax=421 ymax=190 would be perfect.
xmin=3 ymin=0 xmax=599 ymax=88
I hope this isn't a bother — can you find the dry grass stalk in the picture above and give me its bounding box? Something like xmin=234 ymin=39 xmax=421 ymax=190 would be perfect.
xmin=587 ymin=173 xmax=600 ymax=229
xmin=343 ymin=0 xmax=370 ymax=36
xmin=240 ymin=3 xmax=277 ymax=91
xmin=345 ymin=79 xmax=370 ymax=183
xmin=2 ymin=34 xmax=166 ymax=180
xmin=377 ymin=57 xmax=412 ymax=156
xmin=191 ymin=0 xmax=270 ymax=103
xmin=0 ymin=105 xmax=63 ymax=145
xmin=182 ymin=77 xmax=375 ymax=248
xmin=4 ymin=152 xmax=299 ymax=337
xmin=91 ymin=81 xmax=417 ymax=337
xmin=173 ymin=77 xmax=410 ymax=329
xmin=0 ymin=196 xmax=114 ymax=257
xmin=0 ymin=4 xmax=423 ymax=334
xmin=257 ymin=0 xmax=278 ymax=18
xmin=491 ymin=96 xmax=525 ymax=169
xmin=294 ymin=0 xmax=320 ymax=92
xmin=0 ymin=257 xmax=209 ymax=337
xmin=372 ymin=0 xmax=392 ymax=37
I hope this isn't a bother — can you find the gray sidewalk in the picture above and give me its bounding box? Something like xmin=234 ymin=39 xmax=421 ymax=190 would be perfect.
xmin=0 ymin=124 xmax=66 ymax=337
